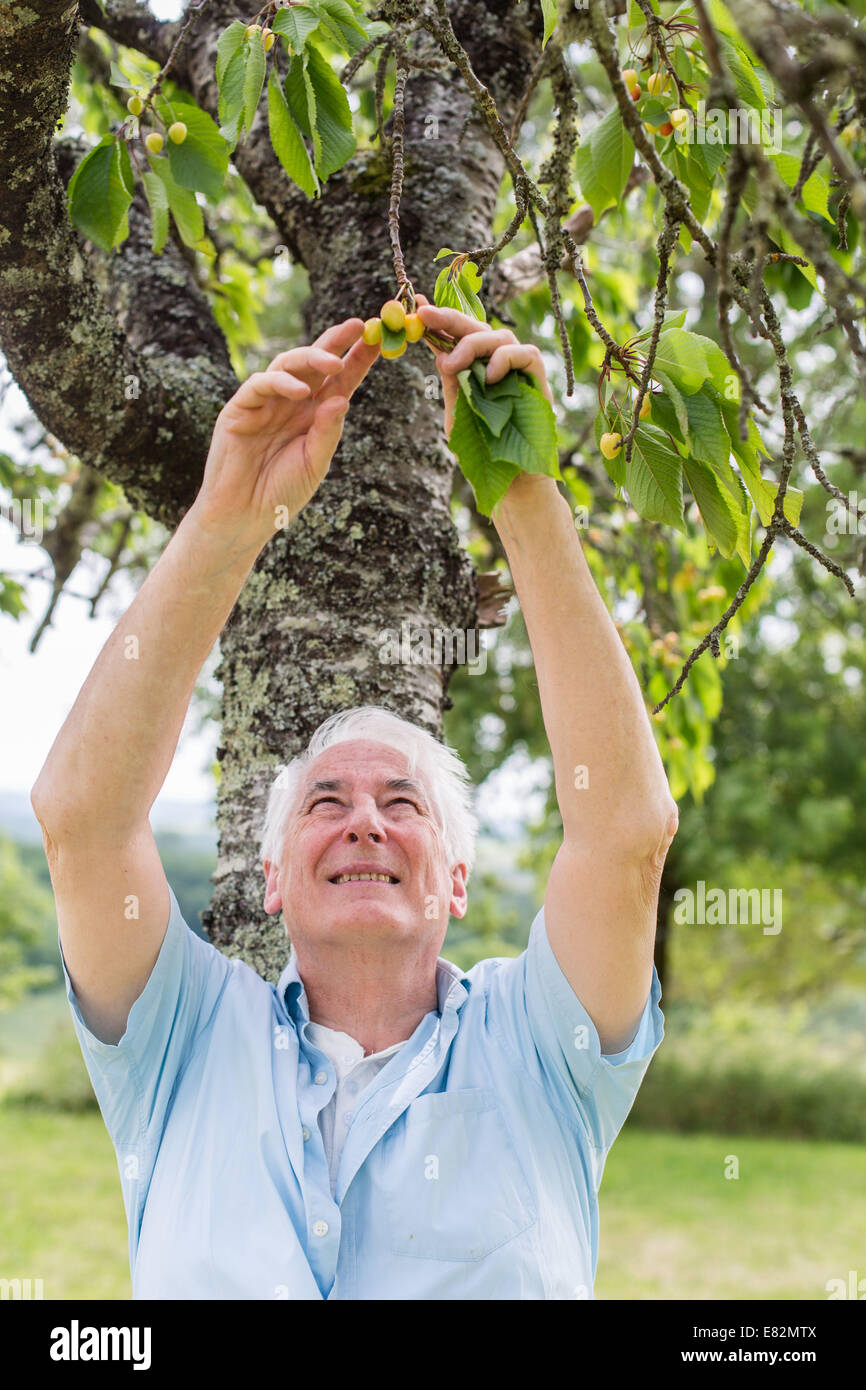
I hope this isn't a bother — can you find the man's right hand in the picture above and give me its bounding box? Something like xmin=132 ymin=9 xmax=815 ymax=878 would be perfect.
xmin=189 ymin=316 xmax=380 ymax=551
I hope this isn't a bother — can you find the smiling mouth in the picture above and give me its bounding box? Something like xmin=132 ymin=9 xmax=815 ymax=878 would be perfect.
xmin=328 ymin=873 xmax=400 ymax=885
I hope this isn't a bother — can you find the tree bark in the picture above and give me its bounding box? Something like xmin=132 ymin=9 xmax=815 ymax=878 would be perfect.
xmin=0 ymin=0 xmax=543 ymax=976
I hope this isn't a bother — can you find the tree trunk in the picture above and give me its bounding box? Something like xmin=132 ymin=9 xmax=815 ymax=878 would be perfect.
xmin=0 ymin=0 xmax=542 ymax=976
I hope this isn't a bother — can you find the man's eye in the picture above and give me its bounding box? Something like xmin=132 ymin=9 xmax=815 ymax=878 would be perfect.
xmin=310 ymin=797 xmax=340 ymax=808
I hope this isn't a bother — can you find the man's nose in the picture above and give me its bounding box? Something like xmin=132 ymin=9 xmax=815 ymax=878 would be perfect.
xmin=343 ymin=798 xmax=386 ymax=840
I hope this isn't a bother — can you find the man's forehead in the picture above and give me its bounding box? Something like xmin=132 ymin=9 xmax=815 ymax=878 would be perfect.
xmin=299 ymin=742 xmax=428 ymax=800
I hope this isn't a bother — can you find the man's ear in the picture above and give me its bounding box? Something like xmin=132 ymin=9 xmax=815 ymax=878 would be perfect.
xmin=263 ymin=858 xmax=283 ymax=915
xmin=448 ymin=863 xmax=469 ymax=920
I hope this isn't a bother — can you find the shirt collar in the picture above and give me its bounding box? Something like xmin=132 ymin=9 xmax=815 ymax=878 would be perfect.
xmin=277 ymin=943 xmax=471 ymax=1029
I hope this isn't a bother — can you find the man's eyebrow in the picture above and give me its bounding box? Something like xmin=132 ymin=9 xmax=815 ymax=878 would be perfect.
xmin=298 ymin=776 xmax=428 ymax=808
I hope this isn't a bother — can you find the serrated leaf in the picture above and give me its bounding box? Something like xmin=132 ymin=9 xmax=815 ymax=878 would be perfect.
xmin=217 ymin=21 xmax=246 ymax=86
xmin=267 ymin=71 xmax=319 ymax=197
xmin=624 ymin=430 xmax=686 ymax=527
xmin=285 ymin=53 xmax=321 ymax=169
xmin=381 ymin=322 xmax=406 ymax=354
xmin=683 ymin=457 xmax=738 ymax=556
xmin=68 ymin=136 xmax=133 ymax=254
xmin=243 ymin=33 xmax=266 ymax=135
xmin=576 ymin=138 xmax=612 ymax=220
xmin=141 ymin=169 xmax=169 ymax=254
xmin=146 ymin=155 xmax=204 ymax=248
xmin=653 ymin=329 xmax=710 ymax=394
xmin=653 ymin=369 xmax=690 ymax=439
xmin=464 ymin=367 xmax=513 ymax=437
xmin=684 ymin=389 xmax=731 ymax=469
xmin=706 ymin=450 xmax=752 ymax=565
xmin=154 ymin=100 xmax=229 ymax=201
xmin=591 ymin=107 xmax=634 ymax=204
xmin=450 ymin=389 xmax=520 ymax=518
xmin=312 ymin=0 xmax=370 ymax=53
xmin=499 ymin=378 xmax=559 ymax=475
xmin=435 ymin=247 xmax=457 ymax=261
xmin=273 ymin=5 xmax=321 ymax=50
xmin=771 ymin=152 xmax=833 ymax=224
xmin=218 ymin=47 xmax=246 ymax=130
xmin=305 ymin=42 xmax=355 ymax=178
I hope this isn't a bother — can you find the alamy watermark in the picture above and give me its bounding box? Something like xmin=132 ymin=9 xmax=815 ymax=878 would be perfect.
xmin=377 ymin=619 xmax=487 ymax=674
xmin=673 ymin=880 xmax=783 ymax=935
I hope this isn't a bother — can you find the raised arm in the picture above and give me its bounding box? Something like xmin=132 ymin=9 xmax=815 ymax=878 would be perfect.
xmin=419 ymin=302 xmax=679 ymax=1054
xmin=31 ymin=319 xmax=377 ymax=1044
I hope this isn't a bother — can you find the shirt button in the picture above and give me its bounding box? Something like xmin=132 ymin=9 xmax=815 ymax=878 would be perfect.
xmin=302 ymin=1126 xmax=311 ymax=1141
xmin=314 ymin=1070 xmax=328 ymax=1085
xmin=344 ymin=1111 xmax=353 ymax=1124
xmin=347 ymin=1081 xmax=358 ymax=1094
xmin=312 ymin=1220 xmax=328 ymax=1237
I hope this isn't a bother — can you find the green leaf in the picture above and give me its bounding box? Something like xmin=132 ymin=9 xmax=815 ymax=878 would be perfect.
xmin=243 ymin=33 xmax=267 ymax=135
xmin=218 ymin=47 xmax=246 ymax=135
xmin=716 ymin=33 xmax=766 ymax=112
xmin=624 ymin=429 xmax=686 ymax=527
xmin=267 ymin=71 xmax=319 ymax=197
xmin=381 ymin=322 xmax=406 ymax=355
xmin=154 ymin=100 xmax=229 ymax=201
xmin=464 ymin=364 xmax=513 ymax=437
xmin=435 ymin=247 xmax=457 ymax=261
xmin=653 ymin=329 xmax=710 ymax=394
xmin=142 ymin=169 xmax=169 ymax=254
xmin=591 ymin=107 xmax=634 ymax=205
xmin=285 ymin=53 xmax=322 ymax=169
xmin=770 ymin=152 xmax=833 ymax=225
xmin=502 ymin=378 xmax=560 ymax=476
xmin=540 ymin=0 xmax=558 ymax=48
xmin=273 ymin=5 xmax=321 ymax=50
xmin=653 ymin=369 xmax=690 ymax=439
xmin=683 ymin=457 xmax=739 ymax=557
xmin=109 ymin=58 xmax=151 ymax=89
xmin=216 ymin=21 xmax=246 ymax=86
xmin=305 ymin=42 xmax=355 ymax=178
xmin=68 ymin=136 xmax=133 ymax=253
xmin=684 ymin=389 xmax=731 ymax=469
xmin=146 ymin=155 xmax=204 ymax=248
xmin=576 ymin=138 xmax=611 ymax=220
xmin=450 ymin=390 xmax=520 ymax=518
xmin=311 ymin=0 xmax=370 ymax=53
xmin=706 ymin=451 xmax=753 ymax=565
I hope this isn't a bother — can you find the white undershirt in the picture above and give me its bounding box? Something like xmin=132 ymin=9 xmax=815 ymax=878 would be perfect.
xmin=305 ymin=1022 xmax=408 ymax=1197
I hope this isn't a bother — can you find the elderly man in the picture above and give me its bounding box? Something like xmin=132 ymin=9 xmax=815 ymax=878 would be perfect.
xmin=32 ymin=302 xmax=678 ymax=1300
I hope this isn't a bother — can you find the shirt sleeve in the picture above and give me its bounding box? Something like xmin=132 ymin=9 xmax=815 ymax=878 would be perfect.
xmin=486 ymin=903 xmax=664 ymax=1154
xmin=59 ymin=885 xmax=232 ymax=1155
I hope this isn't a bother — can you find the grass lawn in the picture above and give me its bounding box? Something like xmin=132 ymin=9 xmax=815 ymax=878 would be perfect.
xmin=596 ymin=1128 xmax=864 ymax=1300
xmin=1 ymin=1107 xmax=862 ymax=1300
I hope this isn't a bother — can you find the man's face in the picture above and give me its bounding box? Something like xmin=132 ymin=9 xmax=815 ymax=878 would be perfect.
xmin=263 ymin=739 xmax=468 ymax=954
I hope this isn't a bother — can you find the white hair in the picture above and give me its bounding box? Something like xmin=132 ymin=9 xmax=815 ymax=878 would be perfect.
xmin=259 ymin=705 xmax=478 ymax=882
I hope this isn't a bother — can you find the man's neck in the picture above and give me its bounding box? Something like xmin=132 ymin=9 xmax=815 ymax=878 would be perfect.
xmin=293 ymin=944 xmax=440 ymax=1056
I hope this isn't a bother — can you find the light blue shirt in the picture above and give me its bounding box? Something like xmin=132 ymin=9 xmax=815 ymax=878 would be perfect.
xmin=60 ymin=885 xmax=664 ymax=1300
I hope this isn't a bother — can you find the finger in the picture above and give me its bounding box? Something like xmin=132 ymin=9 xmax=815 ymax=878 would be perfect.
xmin=312 ymin=317 xmax=367 ymax=357
xmin=265 ymin=345 xmax=345 ymax=392
xmin=416 ymin=302 xmax=490 ymax=340
xmin=317 ymin=334 xmax=381 ymax=402
xmin=236 ymin=371 xmax=312 ymax=408
xmin=485 ymin=343 xmax=553 ymax=401
xmin=436 ymin=328 xmax=518 ymax=375
xmin=304 ymin=395 xmax=350 ymax=479
xmin=441 ymin=375 xmax=459 ymax=435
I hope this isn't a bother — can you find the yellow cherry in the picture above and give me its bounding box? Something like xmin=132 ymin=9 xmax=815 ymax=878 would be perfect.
xmin=168 ymin=122 xmax=188 ymax=144
xmin=381 ymin=337 xmax=407 ymax=360
xmin=362 ymin=317 xmax=383 ymax=346
xmin=380 ymin=299 xmax=406 ymax=332
xmin=639 ymin=394 xmax=651 ymax=419
xmin=145 ymin=131 xmax=164 ymax=155
xmin=600 ymin=432 xmax=623 ymax=459
xmin=404 ymin=313 xmax=424 ymax=343
xmin=127 ymin=95 xmax=144 ymax=116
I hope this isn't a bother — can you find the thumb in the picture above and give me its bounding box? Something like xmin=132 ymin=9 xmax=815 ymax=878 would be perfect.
xmin=304 ymin=396 xmax=349 ymax=480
